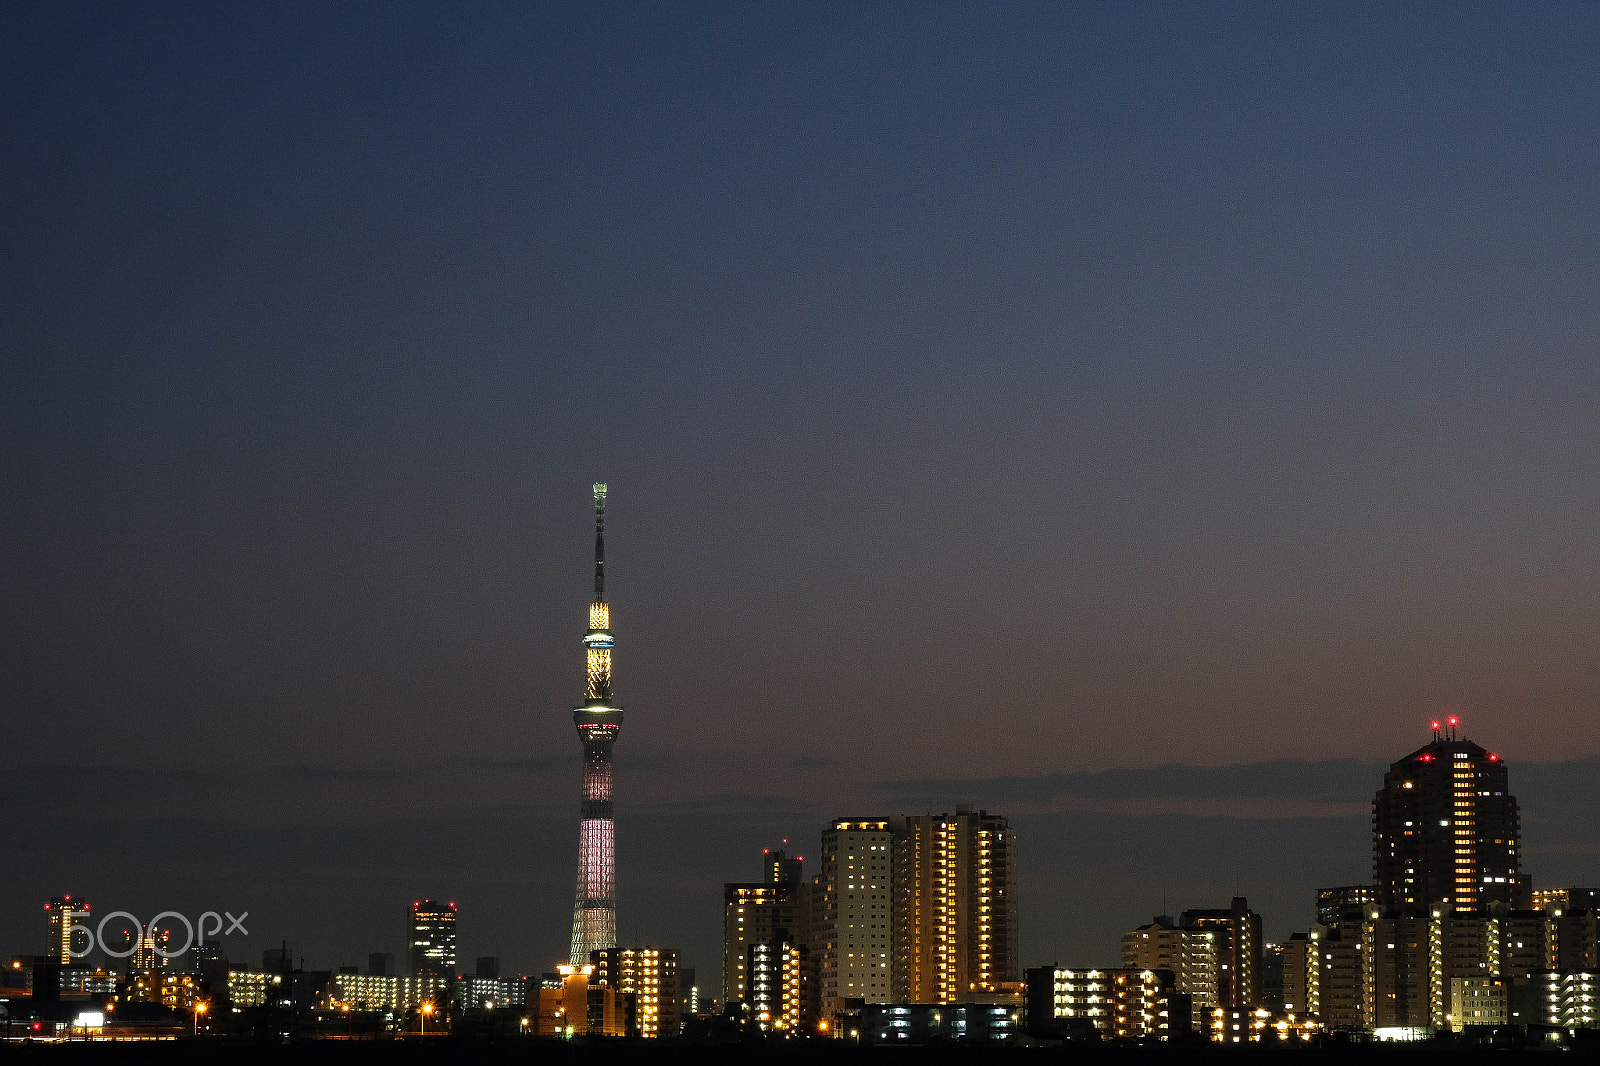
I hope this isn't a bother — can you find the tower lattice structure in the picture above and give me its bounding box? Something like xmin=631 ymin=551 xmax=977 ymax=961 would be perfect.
xmin=570 ymin=483 xmax=623 ymax=964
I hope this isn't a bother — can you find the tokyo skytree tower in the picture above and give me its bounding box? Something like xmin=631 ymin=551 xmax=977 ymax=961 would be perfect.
xmin=569 ymin=482 xmax=623 ymax=964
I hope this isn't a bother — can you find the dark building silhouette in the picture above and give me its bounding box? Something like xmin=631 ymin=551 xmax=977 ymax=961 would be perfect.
xmin=723 ymin=845 xmax=806 ymax=1011
xmin=1316 ymin=885 xmax=1377 ymax=926
xmin=409 ymin=900 xmax=457 ymax=978
xmin=43 ymin=896 xmax=90 ymax=964
xmin=1373 ymin=716 xmax=1528 ymax=915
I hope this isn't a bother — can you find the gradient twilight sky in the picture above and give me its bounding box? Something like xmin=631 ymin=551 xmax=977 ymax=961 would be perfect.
xmin=5 ymin=2 xmax=1600 ymax=980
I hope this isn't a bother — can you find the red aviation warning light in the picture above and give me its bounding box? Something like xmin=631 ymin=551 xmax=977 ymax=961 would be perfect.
xmin=1431 ymin=720 xmax=1441 ymax=731
xmin=1488 ymin=753 xmax=1500 ymax=762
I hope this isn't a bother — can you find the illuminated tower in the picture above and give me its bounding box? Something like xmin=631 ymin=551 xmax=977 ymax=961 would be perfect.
xmin=1373 ymin=715 xmax=1527 ymax=915
xmin=570 ymin=483 xmax=623 ymax=964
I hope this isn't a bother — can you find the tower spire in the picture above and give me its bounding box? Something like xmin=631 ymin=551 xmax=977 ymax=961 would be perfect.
xmin=593 ymin=482 xmax=605 ymax=602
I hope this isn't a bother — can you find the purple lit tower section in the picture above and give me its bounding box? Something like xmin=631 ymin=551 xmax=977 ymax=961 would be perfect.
xmin=570 ymin=482 xmax=623 ymax=965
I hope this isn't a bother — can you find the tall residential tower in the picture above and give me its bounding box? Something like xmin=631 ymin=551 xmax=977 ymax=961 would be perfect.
xmin=891 ymin=809 xmax=1019 ymax=1004
xmin=1372 ymin=715 xmax=1527 ymax=915
xmin=409 ymin=899 xmax=458 ymax=978
xmin=45 ymin=896 xmax=90 ymax=964
xmin=570 ymin=483 xmax=623 ymax=964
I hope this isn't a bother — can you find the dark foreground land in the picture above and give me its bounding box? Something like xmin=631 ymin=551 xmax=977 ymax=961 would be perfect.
xmin=0 ymin=1040 xmax=1590 ymax=1066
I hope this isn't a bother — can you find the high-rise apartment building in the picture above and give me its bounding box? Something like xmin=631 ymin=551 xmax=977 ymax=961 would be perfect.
xmin=723 ymin=848 xmax=807 ymax=1011
xmin=1286 ymin=722 xmax=1554 ymax=1033
xmin=814 ymin=818 xmax=893 ymax=1016
xmin=747 ymin=936 xmax=807 ymax=1035
xmin=590 ymin=947 xmax=680 ymax=1038
xmin=1278 ymin=929 xmax=1320 ymax=1016
xmin=44 ymin=896 xmax=90 ymax=964
xmin=1373 ymin=717 xmax=1527 ymax=915
xmin=1122 ymin=915 xmax=1219 ymax=1016
xmin=409 ymin=900 xmax=457 ymax=978
xmin=890 ymin=809 xmax=1018 ymax=1004
xmin=131 ymin=928 xmax=171 ymax=972
xmin=1179 ymin=898 xmax=1262 ymax=1012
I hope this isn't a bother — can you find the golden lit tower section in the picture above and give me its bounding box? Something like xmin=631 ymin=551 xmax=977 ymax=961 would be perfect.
xmin=570 ymin=483 xmax=624 ymax=965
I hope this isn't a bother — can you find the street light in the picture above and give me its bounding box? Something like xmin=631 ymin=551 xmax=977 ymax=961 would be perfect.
xmin=420 ymin=1001 xmax=434 ymax=1036
xmin=194 ymin=1000 xmax=208 ymax=1037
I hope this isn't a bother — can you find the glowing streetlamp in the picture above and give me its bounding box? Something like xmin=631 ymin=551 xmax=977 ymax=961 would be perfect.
xmin=193 ymin=1000 xmax=208 ymax=1036
xmin=421 ymin=1000 xmax=434 ymax=1036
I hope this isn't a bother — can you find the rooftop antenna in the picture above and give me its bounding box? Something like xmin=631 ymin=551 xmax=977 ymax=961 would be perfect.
xmin=593 ymin=482 xmax=606 ymax=603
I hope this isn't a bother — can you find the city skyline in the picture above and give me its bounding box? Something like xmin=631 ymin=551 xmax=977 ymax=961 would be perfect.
xmin=9 ymin=714 xmax=1600 ymax=1040
xmin=6 ymin=0 xmax=1600 ymax=1003
xmin=8 ymin=718 xmax=1589 ymax=981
